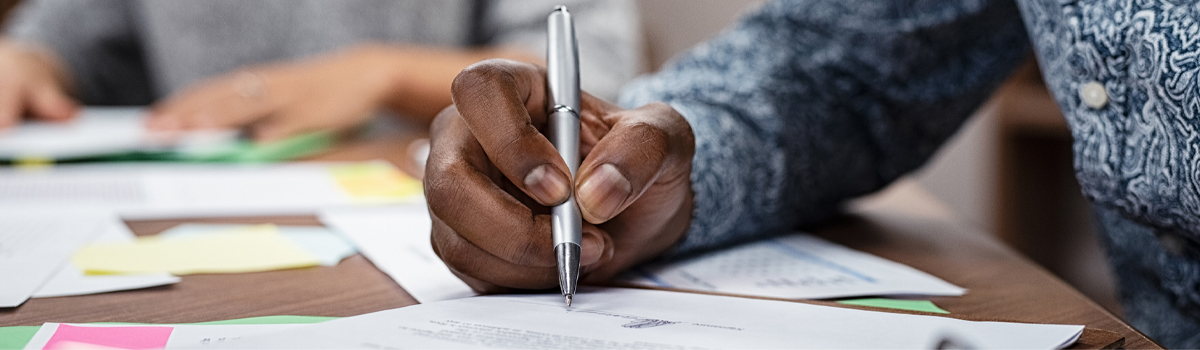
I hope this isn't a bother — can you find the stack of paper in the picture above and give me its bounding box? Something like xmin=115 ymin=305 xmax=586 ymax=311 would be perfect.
xmin=0 ymin=161 xmax=422 ymax=219
xmin=0 ymin=107 xmax=198 ymax=160
xmin=32 ymin=219 xmax=179 ymax=299
xmin=619 ymin=233 xmax=966 ymax=299
xmin=208 ymin=287 xmax=1085 ymax=349
xmin=0 ymin=210 xmax=113 ymax=307
xmin=0 ymin=107 xmax=333 ymax=162
xmin=1 ymin=210 xmax=179 ymax=306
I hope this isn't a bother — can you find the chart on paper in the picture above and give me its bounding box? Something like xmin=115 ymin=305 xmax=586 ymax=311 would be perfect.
xmin=0 ymin=210 xmax=111 ymax=308
xmin=208 ymin=287 xmax=1083 ymax=350
xmin=619 ymin=233 xmax=966 ymax=299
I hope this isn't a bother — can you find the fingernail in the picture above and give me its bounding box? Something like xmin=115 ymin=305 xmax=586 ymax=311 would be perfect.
xmin=524 ymin=165 xmax=570 ymax=204
xmin=577 ymin=164 xmax=631 ymax=222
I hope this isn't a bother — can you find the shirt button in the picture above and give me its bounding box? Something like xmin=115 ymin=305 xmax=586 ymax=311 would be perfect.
xmin=1080 ymin=81 xmax=1108 ymax=109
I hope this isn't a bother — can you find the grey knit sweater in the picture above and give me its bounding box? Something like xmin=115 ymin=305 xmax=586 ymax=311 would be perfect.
xmin=3 ymin=0 xmax=640 ymax=104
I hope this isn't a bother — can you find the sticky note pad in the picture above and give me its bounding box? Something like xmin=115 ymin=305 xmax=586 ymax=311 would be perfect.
xmin=72 ymin=225 xmax=321 ymax=275
xmin=160 ymin=224 xmax=356 ymax=266
xmin=44 ymin=325 xmax=172 ymax=350
xmin=329 ymin=162 xmax=422 ymax=202
xmin=837 ymin=298 xmax=949 ymax=314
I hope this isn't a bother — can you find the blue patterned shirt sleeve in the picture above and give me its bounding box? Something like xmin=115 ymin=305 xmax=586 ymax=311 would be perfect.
xmin=618 ymin=0 xmax=1030 ymax=255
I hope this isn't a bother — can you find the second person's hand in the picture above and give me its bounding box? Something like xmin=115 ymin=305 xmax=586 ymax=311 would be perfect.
xmin=0 ymin=40 xmax=79 ymax=129
xmin=425 ymin=59 xmax=695 ymax=292
xmin=146 ymin=45 xmax=404 ymax=142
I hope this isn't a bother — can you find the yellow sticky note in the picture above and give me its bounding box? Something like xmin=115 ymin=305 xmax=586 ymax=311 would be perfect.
xmin=72 ymin=225 xmax=321 ymax=275
xmin=329 ymin=162 xmax=423 ymax=202
xmin=14 ymin=156 xmax=55 ymax=169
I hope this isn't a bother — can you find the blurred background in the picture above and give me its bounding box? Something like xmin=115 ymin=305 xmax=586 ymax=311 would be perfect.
xmin=0 ymin=0 xmax=1120 ymax=316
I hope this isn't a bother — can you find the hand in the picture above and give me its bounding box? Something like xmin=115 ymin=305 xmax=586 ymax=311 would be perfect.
xmin=147 ymin=45 xmax=403 ymax=141
xmin=0 ymin=41 xmax=79 ymax=128
xmin=424 ymin=59 xmax=695 ymax=292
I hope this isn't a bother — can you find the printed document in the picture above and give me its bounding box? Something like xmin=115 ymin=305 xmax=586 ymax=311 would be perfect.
xmin=32 ymin=218 xmax=179 ymax=298
xmin=620 ymin=233 xmax=966 ymax=299
xmin=0 ymin=210 xmax=110 ymax=307
xmin=211 ymin=287 xmax=1084 ymax=349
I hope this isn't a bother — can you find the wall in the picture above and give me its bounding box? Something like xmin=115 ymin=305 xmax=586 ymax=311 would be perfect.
xmin=636 ymin=0 xmax=765 ymax=71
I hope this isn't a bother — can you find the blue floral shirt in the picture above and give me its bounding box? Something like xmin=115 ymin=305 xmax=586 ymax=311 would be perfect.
xmin=620 ymin=1 xmax=1200 ymax=347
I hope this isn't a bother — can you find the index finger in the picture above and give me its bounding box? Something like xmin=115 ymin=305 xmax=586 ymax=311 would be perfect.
xmin=451 ymin=59 xmax=572 ymax=207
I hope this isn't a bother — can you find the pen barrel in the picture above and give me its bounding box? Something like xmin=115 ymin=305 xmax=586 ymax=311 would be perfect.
xmin=547 ymin=5 xmax=581 ymax=302
xmin=547 ymin=8 xmax=580 ymax=113
xmin=547 ymin=108 xmax=582 ymax=246
xmin=546 ymin=6 xmax=582 ymax=249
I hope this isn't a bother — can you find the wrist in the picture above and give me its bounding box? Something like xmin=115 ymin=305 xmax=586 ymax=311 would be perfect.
xmin=342 ymin=43 xmax=412 ymax=109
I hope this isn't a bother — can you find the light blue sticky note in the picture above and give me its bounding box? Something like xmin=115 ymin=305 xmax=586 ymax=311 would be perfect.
xmin=159 ymin=224 xmax=356 ymax=266
xmin=277 ymin=227 xmax=358 ymax=266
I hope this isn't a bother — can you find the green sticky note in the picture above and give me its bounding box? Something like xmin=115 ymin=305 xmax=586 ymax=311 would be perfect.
xmin=837 ymin=298 xmax=949 ymax=314
xmin=0 ymin=315 xmax=339 ymax=349
xmin=0 ymin=326 xmax=40 ymax=350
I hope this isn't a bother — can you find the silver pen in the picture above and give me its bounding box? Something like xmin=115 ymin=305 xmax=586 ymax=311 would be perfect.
xmin=546 ymin=5 xmax=581 ymax=307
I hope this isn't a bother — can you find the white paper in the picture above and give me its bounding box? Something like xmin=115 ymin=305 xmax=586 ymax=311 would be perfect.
xmin=159 ymin=224 xmax=356 ymax=266
xmin=0 ymin=107 xmax=151 ymax=159
xmin=211 ymin=287 xmax=1083 ymax=350
xmin=620 ymin=233 xmax=967 ymax=299
xmin=23 ymin=323 xmax=310 ymax=350
xmin=32 ymin=219 xmax=180 ymax=298
xmin=0 ymin=210 xmax=111 ymax=307
xmin=0 ymin=107 xmax=238 ymax=160
xmin=0 ymin=162 xmax=393 ymax=219
xmin=318 ymin=206 xmax=475 ymax=303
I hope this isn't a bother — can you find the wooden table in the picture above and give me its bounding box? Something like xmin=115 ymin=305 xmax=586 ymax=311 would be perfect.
xmin=0 ymin=135 xmax=1159 ymax=349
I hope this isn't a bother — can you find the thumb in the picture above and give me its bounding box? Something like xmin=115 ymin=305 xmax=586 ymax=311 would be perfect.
xmin=28 ymin=85 xmax=78 ymax=121
xmin=576 ymin=102 xmax=693 ymax=224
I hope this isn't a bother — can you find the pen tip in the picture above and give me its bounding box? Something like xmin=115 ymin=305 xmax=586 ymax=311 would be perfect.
xmin=565 ymin=294 xmax=572 ymax=307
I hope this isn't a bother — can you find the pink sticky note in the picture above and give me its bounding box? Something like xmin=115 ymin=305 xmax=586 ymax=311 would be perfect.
xmin=44 ymin=325 xmax=173 ymax=350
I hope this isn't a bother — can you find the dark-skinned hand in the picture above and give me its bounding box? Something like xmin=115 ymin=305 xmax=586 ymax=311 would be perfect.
xmin=425 ymin=59 xmax=695 ymax=293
